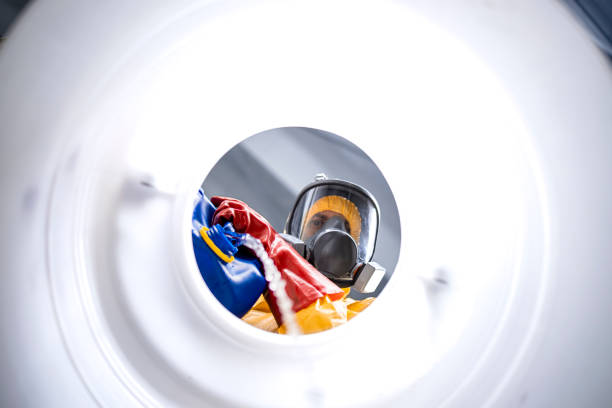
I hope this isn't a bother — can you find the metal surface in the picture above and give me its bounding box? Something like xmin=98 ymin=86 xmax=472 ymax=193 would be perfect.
xmin=353 ymin=262 xmax=386 ymax=294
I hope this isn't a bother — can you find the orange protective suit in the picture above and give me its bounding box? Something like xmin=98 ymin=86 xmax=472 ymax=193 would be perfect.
xmin=242 ymin=288 xmax=375 ymax=334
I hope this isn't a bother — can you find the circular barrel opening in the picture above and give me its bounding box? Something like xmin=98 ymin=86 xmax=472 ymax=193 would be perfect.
xmin=191 ymin=126 xmax=401 ymax=335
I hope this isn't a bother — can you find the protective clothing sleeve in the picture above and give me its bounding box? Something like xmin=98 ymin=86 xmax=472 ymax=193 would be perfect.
xmin=210 ymin=196 xmax=345 ymax=325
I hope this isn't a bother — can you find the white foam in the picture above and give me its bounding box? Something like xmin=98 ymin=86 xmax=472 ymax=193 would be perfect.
xmin=242 ymin=235 xmax=301 ymax=336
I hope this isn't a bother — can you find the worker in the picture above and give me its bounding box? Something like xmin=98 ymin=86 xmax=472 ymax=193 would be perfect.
xmin=192 ymin=175 xmax=385 ymax=334
xmin=241 ymin=174 xmax=386 ymax=334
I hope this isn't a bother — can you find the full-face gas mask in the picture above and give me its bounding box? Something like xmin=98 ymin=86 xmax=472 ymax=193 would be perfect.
xmin=281 ymin=175 xmax=385 ymax=294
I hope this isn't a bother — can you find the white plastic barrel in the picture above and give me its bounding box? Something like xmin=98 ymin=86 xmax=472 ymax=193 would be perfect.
xmin=1 ymin=1 xmax=611 ymax=407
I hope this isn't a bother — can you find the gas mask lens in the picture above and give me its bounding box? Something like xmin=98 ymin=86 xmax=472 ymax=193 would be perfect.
xmin=285 ymin=179 xmax=382 ymax=289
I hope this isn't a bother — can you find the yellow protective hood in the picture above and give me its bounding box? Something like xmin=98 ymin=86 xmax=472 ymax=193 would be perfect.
xmin=304 ymin=195 xmax=362 ymax=243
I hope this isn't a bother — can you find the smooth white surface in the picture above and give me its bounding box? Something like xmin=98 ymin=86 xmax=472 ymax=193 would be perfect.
xmin=1 ymin=0 xmax=611 ymax=407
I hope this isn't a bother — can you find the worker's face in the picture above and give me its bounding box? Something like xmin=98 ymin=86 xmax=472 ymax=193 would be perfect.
xmin=302 ymin=210 xmax=351 ymax=240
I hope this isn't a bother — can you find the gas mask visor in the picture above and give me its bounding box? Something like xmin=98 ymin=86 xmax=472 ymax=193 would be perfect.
xmin=284 ymin=179 xmax=384 ymax=293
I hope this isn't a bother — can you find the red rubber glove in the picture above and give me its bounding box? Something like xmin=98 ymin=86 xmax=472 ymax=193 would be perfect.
xmin=210 ymin=196 xmax=345 ymax=324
